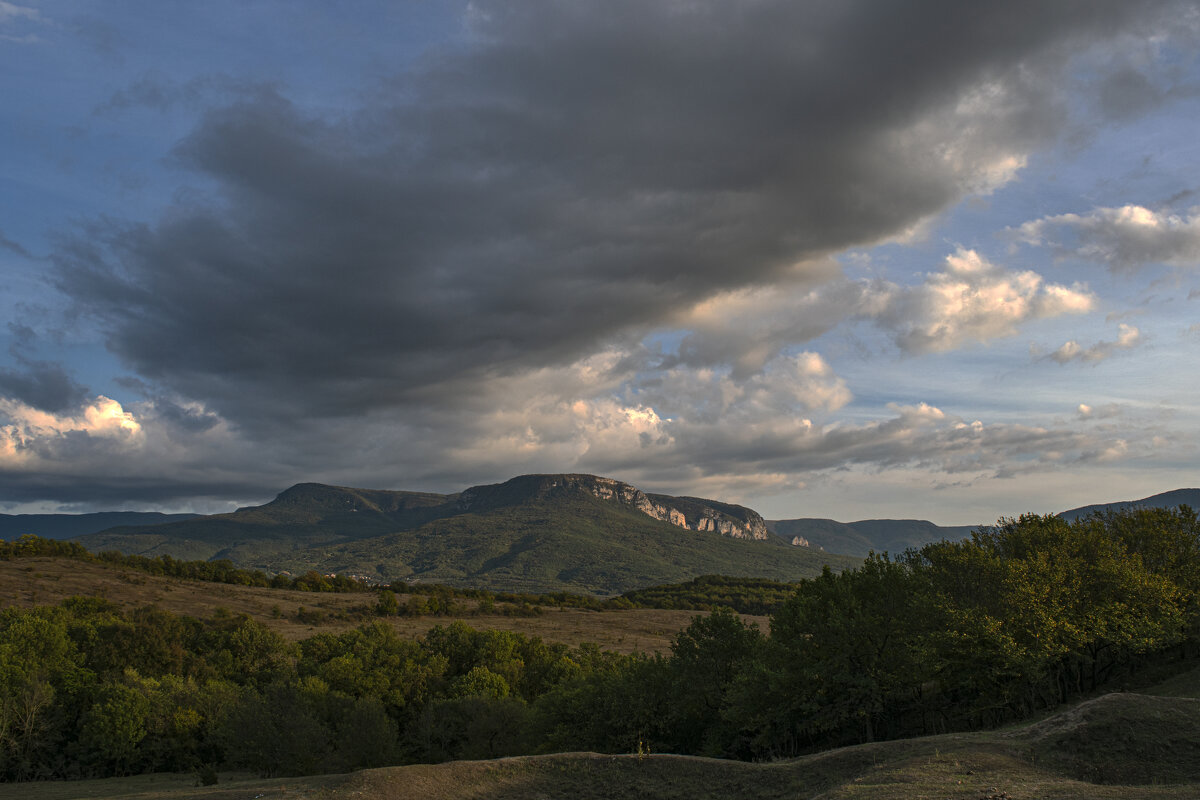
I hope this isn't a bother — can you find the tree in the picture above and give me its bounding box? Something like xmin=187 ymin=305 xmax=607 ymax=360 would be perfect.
xmin=663 ymin=607 xmax=763 ymax=755
xmin=76 ymin=681 xmax=151 ymax=776
xmin=215 ymin=682 xmax=331 ymax=777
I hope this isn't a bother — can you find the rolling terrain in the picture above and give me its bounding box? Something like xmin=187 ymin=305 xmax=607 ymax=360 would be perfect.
xmin=73 ymin=475 xmax=859 ymax=595
xmin=17 ymin=667 xmax=1200 ymax=800
xmin=0 ymin=556 xmax=754 ymax=654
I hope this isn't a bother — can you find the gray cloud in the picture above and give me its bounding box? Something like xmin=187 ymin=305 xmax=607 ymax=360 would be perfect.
xmin=1097 ymin=67 xmax=1163 ymax=120
xmin=1015 ymin=204 xmax=1200 ymax=270
xmin=0 ymin=358 xmax=89 ymax=414
xmin=54 ymin=1 xmax=1174 ymax=430
xmin=18 ymin=0 xmax=1194 ymax=508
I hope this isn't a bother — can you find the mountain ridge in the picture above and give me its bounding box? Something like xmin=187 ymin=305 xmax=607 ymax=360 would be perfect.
xmin=0 ymin=511 xmax=200 ymax=542
xmin=1057 ymin=488 xmax=1200 ymax=522
xmin=766 ymin=517 xmax=979 ymax=558
xmin=72 ymin=473 xmax=838 ymax=595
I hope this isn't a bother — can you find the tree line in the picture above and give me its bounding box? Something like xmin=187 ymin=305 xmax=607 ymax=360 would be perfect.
xmin=1 ymin=506 xmax=1197 ymax=782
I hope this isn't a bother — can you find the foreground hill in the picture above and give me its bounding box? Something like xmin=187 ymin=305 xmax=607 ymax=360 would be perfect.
xmin=76 ymin=474 xmax=858 ymax=594
xmin=22 ymin=675 xmax=1200 ymax=800
xmin=767 ymin=517 xmax=978 ymax=557
xmin=1057 ymin=487 xmax=1200 ymax=521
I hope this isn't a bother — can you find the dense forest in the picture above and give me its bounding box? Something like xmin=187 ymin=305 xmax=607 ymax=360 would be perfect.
xmin=1 ymin=507 xmax=1197 ymax=782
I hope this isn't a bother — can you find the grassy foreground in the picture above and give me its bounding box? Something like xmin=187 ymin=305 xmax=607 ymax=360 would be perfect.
xmin=10 ymin=665 xmax=1199 ymax=800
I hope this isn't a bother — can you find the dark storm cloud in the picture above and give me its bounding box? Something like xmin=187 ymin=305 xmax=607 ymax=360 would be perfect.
xmin=53 ymin=0 xmax=1181 ymax=434
xmin=0 ymin=358 xmax=89 ymax=414
xmin=0 ymin=471 xmax=276 ymax=511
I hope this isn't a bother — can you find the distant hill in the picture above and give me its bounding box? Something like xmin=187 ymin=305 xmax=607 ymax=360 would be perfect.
xmin=76 ymin=474 xmax=858 ymax=595
xmin=0 ymin=511 xmax=199 ymax=541
xmin=766 ymin=518 xmax=979 ymax=558
xmin=1057 ymin=488 xmax=1200 ymax=522
xmin=769 ymin=486 xmax=1200 ymax=556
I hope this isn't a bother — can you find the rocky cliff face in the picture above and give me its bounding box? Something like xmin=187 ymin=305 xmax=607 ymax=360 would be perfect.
xmin=457 ymin=474 xmax=771 ymax=541
xmin=643 ymin=492 xmax=771 ymax=541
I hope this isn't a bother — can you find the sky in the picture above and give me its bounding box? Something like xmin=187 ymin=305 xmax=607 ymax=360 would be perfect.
xmin=2 ymin=1 xmax=1199 ymax=524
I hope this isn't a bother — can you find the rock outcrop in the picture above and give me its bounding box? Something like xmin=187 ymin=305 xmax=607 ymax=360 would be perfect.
xmin=456 ymin=474 xmax=771 ymax=541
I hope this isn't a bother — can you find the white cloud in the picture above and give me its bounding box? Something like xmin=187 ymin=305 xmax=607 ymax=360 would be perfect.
xmin=0 ymin=2 xmax=38 ymax=23
xmin=1 ymin=395 xmax=142 ymax=461
xmin=1045 ymin=323 xmax=1142 ymax=364
xmin=1015 ymin=205 xmax=1200 ymax=271
xmin=872 ymin=248 xmax=1094 ymax=353
xmin=0 ymin=1 xmax=43 ymax=43
xmin=654 ymin=248 xmax=1095 ymax=374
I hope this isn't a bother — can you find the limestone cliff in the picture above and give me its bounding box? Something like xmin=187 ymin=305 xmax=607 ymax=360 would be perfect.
xmin=456 ymin=473 xmax=770 ymax=541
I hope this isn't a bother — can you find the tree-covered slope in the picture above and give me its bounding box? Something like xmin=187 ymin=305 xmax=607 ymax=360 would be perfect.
xmin=74 ymin=475 xmax=857 ymax=594
xmin=1057 ymin=487 xmax=1200 ymax=521
xmin=271 ymin=493 xmax=858 ymax=594
xmin=75 ymin=483 xmax=462 ymax=562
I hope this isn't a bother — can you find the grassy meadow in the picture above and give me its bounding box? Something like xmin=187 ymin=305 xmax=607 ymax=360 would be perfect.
xmin=0 ymin=557 xmax=754 ymax=653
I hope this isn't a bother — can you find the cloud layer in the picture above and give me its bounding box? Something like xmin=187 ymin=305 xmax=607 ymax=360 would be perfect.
xmin=2 ymin=0 xmax=1197 ymax=514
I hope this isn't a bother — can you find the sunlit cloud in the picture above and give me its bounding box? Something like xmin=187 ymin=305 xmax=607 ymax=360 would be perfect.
xmin=1015 ymin=204 xmax=1200 ymax=270
xmin=0 ymin=395 xmax=143 ymax=465
xmin=871 ymin=248 xmax=1094 ymax=354
xmin=1040 ymin=323 xmax=1142 ymax=364
xmin=1077 ymin=402 xmax=1123 ymax=420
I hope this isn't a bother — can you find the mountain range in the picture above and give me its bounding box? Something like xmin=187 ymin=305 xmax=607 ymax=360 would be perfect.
xmin=69 ymin=474 xmax=858 ymax=595
xmin=765 ymin=518 xmax=979 ymax=558
xmin=6 ymin=478 xmax=1195 ymax=595
xmin=767 ymin=487 xmax=1200 ymax=557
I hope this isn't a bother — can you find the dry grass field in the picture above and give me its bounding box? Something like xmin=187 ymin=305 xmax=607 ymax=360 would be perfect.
xmin=0 ymin=557 xmax=766 ymax=653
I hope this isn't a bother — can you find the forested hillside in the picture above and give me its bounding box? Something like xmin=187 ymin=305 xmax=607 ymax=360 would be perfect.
xmin=72 ymin=477 xmax=857 ymax=594
xmin=3 ymin=505 xmax=1197 ymax=782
